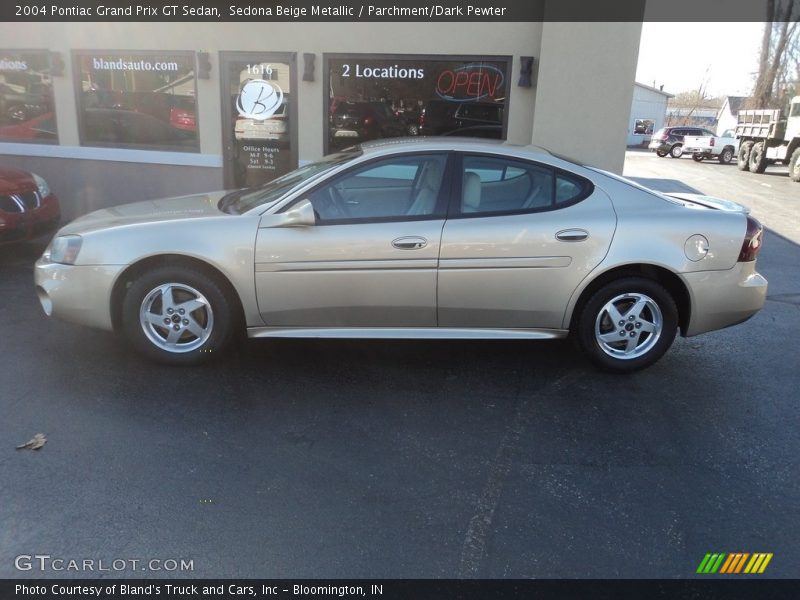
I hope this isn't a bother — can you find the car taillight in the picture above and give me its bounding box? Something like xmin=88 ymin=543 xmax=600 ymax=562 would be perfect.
xmin=709 ymin=138 xmax=715 ymax=147
xmin=738 ymin=216 xmax=763 ymax=262
xmin=658 ymin=133 xmax=668 ymax=141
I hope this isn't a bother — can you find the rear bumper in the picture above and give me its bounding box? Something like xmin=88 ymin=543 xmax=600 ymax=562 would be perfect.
xmin=34 ymin=258 xmax=124 ymax=331
xmin=685 ymin=146 xmax=713 ymax=154
xmin=683 ymin=261 xmax=768 ymax=337
xmin=648 ymin=141 xmax=669 ymax=152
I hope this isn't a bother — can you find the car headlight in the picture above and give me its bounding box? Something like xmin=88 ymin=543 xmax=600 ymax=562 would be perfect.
xmin=32 ymin=173 xmax=50 ymax=198
xmin=49 ymin=235 xmax=82 ymax=265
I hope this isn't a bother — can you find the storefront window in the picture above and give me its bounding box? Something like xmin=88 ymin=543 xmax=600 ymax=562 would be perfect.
xmin=325 ymin=55 xmax=509 ymax=153
xmin=73 ymin=51 xmax=198 ymax=151
xmin=0 ymin=50 xmax=57 ymax=143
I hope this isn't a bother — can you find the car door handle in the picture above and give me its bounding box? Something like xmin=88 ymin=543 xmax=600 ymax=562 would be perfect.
xmin=392 ymin=236 xmax=428 ymax=250
xmin=555 ymin=229 xmax=589 ymax=242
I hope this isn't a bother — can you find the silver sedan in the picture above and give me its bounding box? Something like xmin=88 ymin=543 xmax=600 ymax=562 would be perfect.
xmin=34 ymin=139 xmax=767 ymax=372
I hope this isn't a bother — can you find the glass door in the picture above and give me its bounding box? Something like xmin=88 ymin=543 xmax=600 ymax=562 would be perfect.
xmin=220 ymin=52 xmax=297 ymax=188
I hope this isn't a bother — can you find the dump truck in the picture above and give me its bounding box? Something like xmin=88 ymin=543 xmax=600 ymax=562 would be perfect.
xmin=735 ymin=95 xmax=800 ymax=182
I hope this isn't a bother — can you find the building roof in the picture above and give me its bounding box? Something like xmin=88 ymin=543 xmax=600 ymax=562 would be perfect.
xmin=634 ymin=82 xmax=674 ymax=98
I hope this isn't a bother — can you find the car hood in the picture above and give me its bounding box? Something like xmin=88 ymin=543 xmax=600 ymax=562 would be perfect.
xmin=664 ymin=192 xmax=751 ymax=214
xmin=0 ymin=167 xmax=35 ymax=194
xmin=59 ymin=191 xmax=231 ymax=235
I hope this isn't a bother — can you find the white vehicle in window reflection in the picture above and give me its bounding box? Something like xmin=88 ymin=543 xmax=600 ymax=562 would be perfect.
xmin=34 ymin=139 xmax=767 ymax=372
xmin=234 ymin=100 xmax=289 ymax=142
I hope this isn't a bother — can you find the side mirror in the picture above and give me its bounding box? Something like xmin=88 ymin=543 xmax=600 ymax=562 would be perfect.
xmin=262 ymin=199 xmax=316 ymax=228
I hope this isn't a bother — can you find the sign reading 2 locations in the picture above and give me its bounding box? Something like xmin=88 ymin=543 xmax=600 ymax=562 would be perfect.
xmin=326 ymin=54 xmax=509 ymax=152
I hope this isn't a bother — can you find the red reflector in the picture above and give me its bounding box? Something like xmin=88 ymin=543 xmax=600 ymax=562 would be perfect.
xmin=738 ymin=216 xmax=763 ymax=262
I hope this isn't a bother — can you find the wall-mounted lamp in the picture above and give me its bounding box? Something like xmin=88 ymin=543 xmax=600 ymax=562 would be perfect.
xmin=518 ymin=56 xmax=536 ymax=88
xmin=303 ymin=53 xmax=315 ymax=82
xmin=50 ymin=51 xmax=65 ymax=77
xmin=197 ymin=51 xmax=212 ymax=79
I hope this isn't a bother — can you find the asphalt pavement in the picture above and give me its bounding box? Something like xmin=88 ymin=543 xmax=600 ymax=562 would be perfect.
xmin=0 ymin=153 xmax=798 ymax=579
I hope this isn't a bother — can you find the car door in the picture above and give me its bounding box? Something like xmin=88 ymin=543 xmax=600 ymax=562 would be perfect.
xmin=254 ymin=153 xmax=451 ymax=327
xmin=438 ymin=153 xmax=617 ymax=329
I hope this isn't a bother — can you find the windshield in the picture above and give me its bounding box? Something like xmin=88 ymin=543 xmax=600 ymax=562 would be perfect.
xmin=219 ymin=149 xmax=361 ymax=214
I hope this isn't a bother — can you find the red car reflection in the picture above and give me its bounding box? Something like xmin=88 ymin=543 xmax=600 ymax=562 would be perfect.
xmin=0 ymin=167 xmax=60 ymax=244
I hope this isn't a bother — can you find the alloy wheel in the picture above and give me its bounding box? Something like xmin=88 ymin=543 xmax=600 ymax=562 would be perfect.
xmin=594 ymin=293 xmax=663 ymax=360
xmin=139 ymin=283 xmax=214 ymax=353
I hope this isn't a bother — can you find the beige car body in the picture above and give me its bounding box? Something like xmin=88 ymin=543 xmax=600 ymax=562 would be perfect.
xmin=34 ymin=139 xmax=766 ymax=357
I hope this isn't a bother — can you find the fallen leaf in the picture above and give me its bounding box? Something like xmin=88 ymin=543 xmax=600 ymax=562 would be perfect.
xmin=16 ymin=433 xmax=46 ymax=451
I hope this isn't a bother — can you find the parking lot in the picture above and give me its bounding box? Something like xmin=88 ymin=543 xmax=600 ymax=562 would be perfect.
xmin=1 ymin=152 xmax=798 ymax=579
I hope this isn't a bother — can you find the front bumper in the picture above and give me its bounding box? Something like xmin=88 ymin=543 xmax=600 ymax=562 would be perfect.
xmin=0 ymin=193 xmax=61 ymax=244
xmin=34 ymin=258 xmax=124 ymax=331
xmin=683 ymin=261 xmax=768 ymax=337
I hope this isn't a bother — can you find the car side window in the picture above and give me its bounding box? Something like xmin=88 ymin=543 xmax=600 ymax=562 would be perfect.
xmin=306 ymin=154 xmax=447 ymax=223
xmin=458 ymin=155 xmax=591 ymax=216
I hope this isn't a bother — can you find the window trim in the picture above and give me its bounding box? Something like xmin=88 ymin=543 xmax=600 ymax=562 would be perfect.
xmin=446 ymin=152 xmax=595 ymax=219
xmin=280 ymin=151 xmax=456 ymax=226
xmin=71 ymin=49 xmax=200 ymax=153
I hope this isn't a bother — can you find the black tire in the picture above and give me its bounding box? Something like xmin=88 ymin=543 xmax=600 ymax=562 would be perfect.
xmin=121 ymin=265 xmax=234 ymax=365
xmin=718 ymin=147 xmax=734 ymax=164
xmin=656 ymin=151 xmax=667 ymax=158
xmin=669 ymin=144 xmax=683 ymax=158
xmin=789 ymin=147 xmax=800 ymax=183
xmin=737 ymin=141 xmax=753 ymax=171
xmin=748 ymin=141 xmax=768 ymax=173
xmin=576 ymin=277 xmax=678 ymax=373
xmin=692 ymin=153 xmax=704 ymax=162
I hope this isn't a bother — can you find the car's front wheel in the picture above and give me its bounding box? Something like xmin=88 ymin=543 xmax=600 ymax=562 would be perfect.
xmin=692 ymin=153 xmax=704 ymax=162
xmin=122 ymin=266 xmax=234 ymax=365
xmin=576 ymin=277 xmax=678 ymax=372
xmin=718 ymin=147 xmax=734 ymax=164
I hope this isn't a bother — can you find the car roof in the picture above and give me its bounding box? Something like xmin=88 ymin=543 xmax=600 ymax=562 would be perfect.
xmin=358 ymin=136 xmax=553 ymax=158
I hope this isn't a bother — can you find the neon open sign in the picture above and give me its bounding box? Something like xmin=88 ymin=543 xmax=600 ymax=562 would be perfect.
xmin=435 ymin=64 xmax=505 ymax=103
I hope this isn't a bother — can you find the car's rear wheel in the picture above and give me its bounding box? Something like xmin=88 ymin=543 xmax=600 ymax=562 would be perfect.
xmin=669 ymin=144 xmax=683 ymax=158
xmin=576 ymin=277 xmax=678 ymax=373
xmin=748 ymin=141 xmax=768 ymax=173
xmin=718 ymin=147 xmax=734 ymax=164
xmin=788 ymin=147 xmax=800 ymax=182
xmin=656 ymin=150 xmax=667 ymax=157
xmin=692 ymin=153 xmax=704 ymax=162
xmin=738 ymin=141 xmax=753 ymax=171
xmin=122 ymin=266 xmax=233 ymax=365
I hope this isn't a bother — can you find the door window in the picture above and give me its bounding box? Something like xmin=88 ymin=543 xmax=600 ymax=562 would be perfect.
xmin=305 ymin=154 xmax=448 ymax=223
xmin=457 ymin=155 xmax=591 ymax=216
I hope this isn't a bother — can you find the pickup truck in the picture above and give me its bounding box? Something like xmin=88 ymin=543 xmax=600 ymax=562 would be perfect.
xmin=683 ymin=130 xmax=739 ymax=164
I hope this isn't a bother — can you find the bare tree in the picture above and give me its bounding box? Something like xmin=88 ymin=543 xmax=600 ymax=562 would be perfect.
xmin=751 ymin=0 xmax=800 ymax=108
